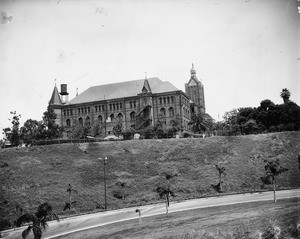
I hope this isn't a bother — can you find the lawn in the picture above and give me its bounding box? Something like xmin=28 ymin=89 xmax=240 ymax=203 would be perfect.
xmin=56 ymin=198 xmax=300 ymax=239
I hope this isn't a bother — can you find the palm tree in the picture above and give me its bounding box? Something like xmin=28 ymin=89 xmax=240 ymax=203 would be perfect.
xmin=15 ymin=202 xmax=59 ymax=239
xmin=156 ymin=185 xmax=175 ymax=217
xmin=63 ymin=183 xmax=78 ymax=213
xmin=262 ymin=160 xmax=288 ymax=202
xmin=280 ymin=88 xmax=291 ymax=104
xmin=211 ymin=164 xmax=226 ymax=193
xmin=156 ymin=172 xmax=176 ymax=216
xmin=188 ymin=113 xmax=214 ymax=135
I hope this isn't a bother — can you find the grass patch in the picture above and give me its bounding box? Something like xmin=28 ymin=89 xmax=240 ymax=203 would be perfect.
xmin=0 ymin=132 xmax=300 ymax=226
xmin=56 ymin=198 xmax=299 ymax=239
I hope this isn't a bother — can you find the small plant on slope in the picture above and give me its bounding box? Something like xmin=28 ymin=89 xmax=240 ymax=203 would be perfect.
xmin=63 ymin=183 xmax=78 ymax=213
xmin=156 ymin=171 xmax=177 ymax=217
xmin=211 ymin=164 xmax=226 ymax=193
xmin=113 ymin=179 xmax=130 ymax=201
xmin=261 ymin=159 xmax=288 ymax=202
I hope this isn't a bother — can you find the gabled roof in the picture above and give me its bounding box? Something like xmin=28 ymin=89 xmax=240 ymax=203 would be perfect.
xmin=186 ymin=77 xmax=201 ymax=86
xmin=49 ymin=86 xmax=62 ymax=105
xmin=142 ymin=78 xmax=152 ymax=93
xmin=67 ymin=77 xmax=179 ymax=105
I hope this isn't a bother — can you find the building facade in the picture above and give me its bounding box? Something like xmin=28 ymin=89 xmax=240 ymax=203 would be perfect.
xmin=48 ymin=65 xmax=205 ymax=136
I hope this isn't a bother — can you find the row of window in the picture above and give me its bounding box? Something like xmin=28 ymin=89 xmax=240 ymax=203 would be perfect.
xmin=95 ymin=105 xmax=105 ymax=112
xmin=159 ymin=96 xmax=174 ymax=104
xmin=66 ymin=107 xmax=178 ymax=127
xmin=64 ymin=96 xmax=179 ymax=117
xmin=64 ymin=109 xmax=73 ymax=116
xmin=77 ymin=107 xmax=90 ymax=115
xmin=109 ymin=102 xmax=123 ymax=110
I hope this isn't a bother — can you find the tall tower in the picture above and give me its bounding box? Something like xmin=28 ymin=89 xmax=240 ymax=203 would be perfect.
xmin=185 ymin=64 xmax=205 ymax=113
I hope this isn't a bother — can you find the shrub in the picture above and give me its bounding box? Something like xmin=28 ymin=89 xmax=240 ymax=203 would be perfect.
xmin=0 ymin=218 xmax=11 ymax=231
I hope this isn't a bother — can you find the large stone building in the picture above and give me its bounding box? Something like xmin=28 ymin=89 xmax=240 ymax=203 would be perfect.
xmin=48 ymin=65 xmax=205 ymax=136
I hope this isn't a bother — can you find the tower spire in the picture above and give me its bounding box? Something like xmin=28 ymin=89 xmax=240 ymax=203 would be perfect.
xmin=190 ymin=63 xmax=197 ymax=78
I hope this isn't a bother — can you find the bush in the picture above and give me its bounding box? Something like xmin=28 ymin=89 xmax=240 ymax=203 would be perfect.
xmin=0 ymin=218 xmax=11 ymax=231
xmin=122 ymin=129 xmax=134 ymax=140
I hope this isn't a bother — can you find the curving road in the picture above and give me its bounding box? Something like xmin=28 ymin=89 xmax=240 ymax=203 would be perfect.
xmin=2 ymin=189 xmax=300 ymax=239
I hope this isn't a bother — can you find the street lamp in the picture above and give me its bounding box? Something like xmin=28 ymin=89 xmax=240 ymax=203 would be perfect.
xmin=98 ymin=156 xmax=108 ymax=210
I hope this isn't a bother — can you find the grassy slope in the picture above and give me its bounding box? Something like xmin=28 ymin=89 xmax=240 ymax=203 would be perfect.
xmin=0 ymin=131 xmax=300 ymax=223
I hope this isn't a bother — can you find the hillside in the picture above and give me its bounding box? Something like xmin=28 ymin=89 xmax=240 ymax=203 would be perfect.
xmin=1 ymin=131 xmax=300 ymax=225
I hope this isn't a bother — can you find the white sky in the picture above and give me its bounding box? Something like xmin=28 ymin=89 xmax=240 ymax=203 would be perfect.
xmin=0 ymin=0 xmax=299 ymax=137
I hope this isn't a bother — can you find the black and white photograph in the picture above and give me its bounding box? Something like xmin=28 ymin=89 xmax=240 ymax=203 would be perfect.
xmin=0 ymin=0 xmax=299 ymax=238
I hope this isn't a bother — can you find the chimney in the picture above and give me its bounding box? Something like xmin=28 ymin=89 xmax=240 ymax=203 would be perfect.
xmin=60 ymin=84 xmax=69 ymax=103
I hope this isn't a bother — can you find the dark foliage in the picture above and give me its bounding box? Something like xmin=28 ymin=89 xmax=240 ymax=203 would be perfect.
xmin=16 ymin=202 xmax=59 ymax=239
xmin=218 ymin=98 xmax=300 ymax=136
xmin=0 ymin=218 xmax=11 ymax=231
xmin=211 ymin=183 xmax=222 ymax=193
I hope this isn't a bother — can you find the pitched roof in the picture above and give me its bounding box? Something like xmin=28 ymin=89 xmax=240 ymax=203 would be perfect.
xmin=67 ymin=77 xmax=179 ymax=105
xmin=49 ymin=86 xmax=62 ymax=105
xmin=142 ymin=79 xmax=152 ymax=93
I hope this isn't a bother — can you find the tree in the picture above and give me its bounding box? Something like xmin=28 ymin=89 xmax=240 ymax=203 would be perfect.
xmin=280 ymin=88 xmax=291 ymax=104
xmin=189 ymin=113 xmax=214 ymax=134
xmin=156 ymin=171 xmax=176 ymax=216
xmin=15 ymin=202 xmax=59 ymax=239
xmin=260 ymin=99 xmax=275 ymax=110
xmin=113 ymin=180 xmax=130 ymax=201
xmin=241 ymin=119 xmax=259 ymax=135
xmin=154 ymin=114 xmax=167 ymax=138
xmin=20 ymin=119 xmax=45 ymax=146
xmin=261 ymin=159 xmax=288 ymax=202
xmin=3 ymin=111 xmax=21 ymax=146
xmin=90 ymin=121 xmax=105 ymax=138
xmin=222 ymin=109 xmax=240 ymax=135
xmin=113 ymin=122 xmax=123 ymax=139
xmin=42 ymin=106 xmax=62 ymax=139
xmin=211 ymin=164 xmax=226 ymax=193
xmin=169 ymin=114 xmax=183 ymax=134
xmin=63 ymin=183 xmax=78 ymax=213
xmin=69 ymin=120 xmax=90 ymax=139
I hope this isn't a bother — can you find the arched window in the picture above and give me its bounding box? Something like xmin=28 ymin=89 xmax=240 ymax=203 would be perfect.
xmin=160 ymin=108 xmax=166 ymax=117
xmin=78 ymin=117 xmax=83 ymax=126
xmin=85 ymin=116 xmax=90 ymax=126
xmin=117 ymin=113 xmax=123 ymax=121
xmin=98 ymin=115 xmax=103 ymax=123
xmin=66 ymin=119 xmax=71 ymax=127
xmin=110 ymin=114 xmax=114 ymax=122
xmin=169 ymin=107 xmax=174 ymax=117
xmin=130 ymin=111 xmax=135 ymax=121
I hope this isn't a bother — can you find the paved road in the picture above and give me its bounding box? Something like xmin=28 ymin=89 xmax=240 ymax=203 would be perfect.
xmin=2 ymin=189 xmax=300 ymax=239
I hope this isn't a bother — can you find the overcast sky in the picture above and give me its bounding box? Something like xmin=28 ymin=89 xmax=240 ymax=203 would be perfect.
xmin=0 ymin=0 xmax=299 ymax=137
